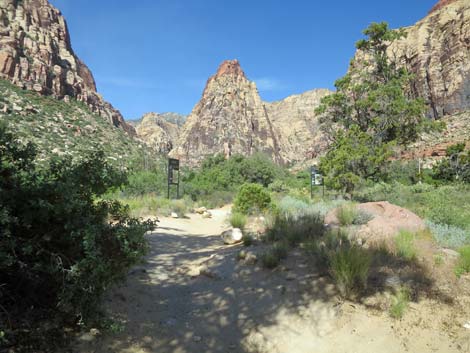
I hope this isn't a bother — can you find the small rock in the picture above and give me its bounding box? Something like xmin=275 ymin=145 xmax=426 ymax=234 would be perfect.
xmin=464 ymin=322 xmax=470 ymax=330
xmin=285 ymin=272 xmax=296 ymax=281
xmin=244 ymin=252 xmax=257 ymax=265
xmin=202 ymin=211 xmax=212 ymax=218
xmin=171 ymin=212 xmax=179 ymax=218
xmin=89 ymin=328 xmax=101 ymax=336
xmin=221 ymin=228 xmax=243 ymax=244
xmin=441 ymin=248 xmax=459 ymax=257
xmin=193 ymin=335 xmax=202 ymax=342
xmin=195 ymin=207 xmax=207 ymax=214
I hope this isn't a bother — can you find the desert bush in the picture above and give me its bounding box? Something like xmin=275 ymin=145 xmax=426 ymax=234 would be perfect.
xmin=229 ymin=212 xmax=247 ymax=229
xmin=455 ymin=245 xmax=470 ymax=277
xmin=389 ymin=287 xmax=411 ymax=319
xmin=337 ymin=204 xmax=358 ymax=226
xmin=394 ymin=230 xmax=417 ymax=260
xmin=329 ymin=243 xmax=371 ymax=297
xmin=233 ymin=183 xmax=272 ymax=215
xmin=0 ymin=123 xmax=154 ymax=344
xmin=352 ymin=209 xmax=374 ymax=225
xmin=266 ymin=212 xmax=325 ymax=246
xmin=242 ymin=234 xmax=254 ymax=247
xmin=426 ymin=221 xmax=470 ymax=249
xmin=261 ymin=241 xmax=289 ymax=269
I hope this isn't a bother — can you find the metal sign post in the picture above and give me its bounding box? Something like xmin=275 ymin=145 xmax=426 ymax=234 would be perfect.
xmin=310 ymin=165 xmax=324 ymax=199
xmin=168 ymin=158 xmax=180 ymax=199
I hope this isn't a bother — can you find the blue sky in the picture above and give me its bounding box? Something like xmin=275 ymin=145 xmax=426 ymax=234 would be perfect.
xmin=49 ymin=0 xmax=437 ymax=119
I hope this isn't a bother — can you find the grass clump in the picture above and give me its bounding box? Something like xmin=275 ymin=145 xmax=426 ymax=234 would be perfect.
xmin=337 ymin=204 xmax=358 ymax=226
xmin=394 ymin=230 xmax=417 ymax=260
xmin=261 ymin=241 xmax=289 ymax=269
xmin=389 ymin=287 xmax=411 ymax=319
xmin=233 ymin=183 xmax=272 ymax=215
xmin=455 ymin=245 xmax=470 ymax=277
xmin=266 ymin=212 xmax=324 ymax=246
xmin=329 ymin=243 xmax=371 ymax=297
xmin=242 ymin=233 xmax=254 ymax=247
xmin=229 ymin=212 xmax=247 ymax=229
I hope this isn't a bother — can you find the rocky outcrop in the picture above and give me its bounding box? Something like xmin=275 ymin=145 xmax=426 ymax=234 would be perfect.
xmin=170 ymin=60 xmax=283 ymax=166
xmin=266 ymin=89 xmax=332 ymax=165
xmin=135 ymin=112 xmax=180 ymax=154
xmin=0 ymin=0 xmax=134 ymax=134
xmin=388 ymin=0 xmax=470 ymax=118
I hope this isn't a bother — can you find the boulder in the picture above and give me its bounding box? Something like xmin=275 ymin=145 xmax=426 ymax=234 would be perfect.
xmin=194 ymin=206 xmax=207 ymax=214
xmin=221 ymin=228 xmax=243 ymax=245
xmin=171 ymin=212 xmax=179 ymax=219
xmin=325 ymin=201 xmax=426 ymax=242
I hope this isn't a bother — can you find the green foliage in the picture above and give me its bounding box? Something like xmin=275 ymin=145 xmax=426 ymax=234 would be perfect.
xmin=183 ymin=153 xmax=285 ymax=204
xmin=320 ymin=126 xmax=392 ymax=192
xmin=389 ymin=287 xmax=411 ymax=319
xmin=394 ymin=230 xmax=417 ymax=260
xmin=316 ymin=22 xmax=428 ymax=192
xmin=432 ymin=147 xmax=470 ymax=183
xmin=455 ymin=246 xmax=470 ymax=277
xmin=0 ymin=123 xmax=154 ymax=336
xmin=336 ymin=204 xmax=358 ymax=226
xmin=260 ymin=241 xmax=289 ymax=269
xmin=233 ymin=183 xmax=272 ymax=215
xmin=242 ymin=234 xmax=254 ymax=247
xmin=426 ymin=221 xmax=470 ymax=249
xmin=229 ymin=212 xmax=247 ymax=229
xmin=329 ymin=242 xmax=371 ymax=297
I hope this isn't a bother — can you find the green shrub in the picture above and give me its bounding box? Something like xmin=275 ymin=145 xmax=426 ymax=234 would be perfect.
xmin=266 ymin=212 xmax=324 ymax=246
xmin=242 ymin=234 xmax=254 ymax=247
xmin=455 ymin=245 xmax=470 ymax=277
xmin=233 ymin=183 xmax=272 ymax=215
xmin=426 ymin=221 xmax=470 ymax=249
xmin=261 ymin=241 xmax=289 ymax=269
xmin=337 ymin=204 xmax=358 ymax=226
xmin=229 ymin=212 xmax=247 ymax=229
xmin=329 ymin=244 xmax=371 ymax=297
xmin=0 ymin=123 xmax=154 ymax=342
xmin=389 ymin=287 xmax=411 ymax=319
xmin=394 ymin=230 xmax=417 ymax=260
xmin=352 ymin=209 xmax=374 ymax=225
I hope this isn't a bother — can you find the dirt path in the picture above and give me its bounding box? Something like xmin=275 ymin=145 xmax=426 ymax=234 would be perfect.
xmin=74 ymin=208 xmax=469 ymax=353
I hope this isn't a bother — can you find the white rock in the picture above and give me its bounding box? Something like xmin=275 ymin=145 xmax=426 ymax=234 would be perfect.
xmin=195 ymin=207 xmax=207 ymax=214
xmin=171 ymin=212 xmax=179 ymax=218
xmin=221 ymin=228 xmax=243 ymax=244
xmin=202 ymin=211 xmax=212 ymax=218
xmin=464 ymin=322 xmax=470 ymax=330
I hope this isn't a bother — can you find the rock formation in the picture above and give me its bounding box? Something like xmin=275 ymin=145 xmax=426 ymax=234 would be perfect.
xmin=388 ymin=0 xmax=469 ymax=118
xmin=135 ymin=112 xmax=180 ymax=154
xmin=170 ymin=60 xmax=283 ymax=166
xmin=266 ymin=89 xmax=331 ymax=164
xmin=0 ymin=0 xmax=134 ymax=134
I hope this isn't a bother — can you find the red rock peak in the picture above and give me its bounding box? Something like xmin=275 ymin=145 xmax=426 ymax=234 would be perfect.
xmin=215 ymin=59 xmax=245 ymax=78
xmin=429 ymin=0 xmax=457 ymax=14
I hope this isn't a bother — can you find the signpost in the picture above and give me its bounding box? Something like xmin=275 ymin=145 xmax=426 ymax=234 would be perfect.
xmin=168 ymin=158 xmax=180 ymax=199
xmin=310 ymin=165 xmax=324 ymax=199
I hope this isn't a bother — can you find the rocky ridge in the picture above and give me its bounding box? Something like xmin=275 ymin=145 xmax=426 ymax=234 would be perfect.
xmin=169 ymin=60 xmax=284 ymax=166
xmin=388 ymin=0 xmax=469 ymax=118
xmin=135 ymin=112 xmax=180 ymax=154
xmin=0 ymin=0 xmax=134 ymax=134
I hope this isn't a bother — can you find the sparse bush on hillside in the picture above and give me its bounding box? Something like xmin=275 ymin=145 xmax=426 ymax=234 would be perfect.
xmin=233 ymin=183 xmax=272 ymax=215
xmin=229 ymin=212 xmax=247 ymax=229
xmin=455 ymin=245 xmax=470 ymax=278
xmin=389 ymin=287 xmax=411 ymax=319
xmin=0 ymin=123 xmax=154 ymax=346
xmin=394 ymin=230 xmax=417 ymax=260
xmin=266 ymin=212 xmax=325 ymax=246
xmin=426 ymin=221 xmax=470 ymax=249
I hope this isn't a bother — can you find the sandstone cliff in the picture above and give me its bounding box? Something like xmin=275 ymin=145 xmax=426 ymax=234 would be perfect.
xmin=388 ymin=0 xmax=469 ymax=118
xmin=0 ymin=0 xmax=134 ymax=134
xmin=266 ymin=89 xmax=331 ymax=164
xmin=135 ymin=112 xmax=180 ymax=154
xmin=170 ymin=60 xmax=283 ymax=166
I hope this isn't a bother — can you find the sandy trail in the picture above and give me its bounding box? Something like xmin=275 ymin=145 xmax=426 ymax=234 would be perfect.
xmin=74 ymin=208 xmax=469 ymax=353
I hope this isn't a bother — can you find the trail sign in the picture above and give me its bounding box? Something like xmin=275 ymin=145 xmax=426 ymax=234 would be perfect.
xmin=168 ymin=158 xmax=180 ymax=199
xmin=310 ymin=165 xmax=324 ymax=198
